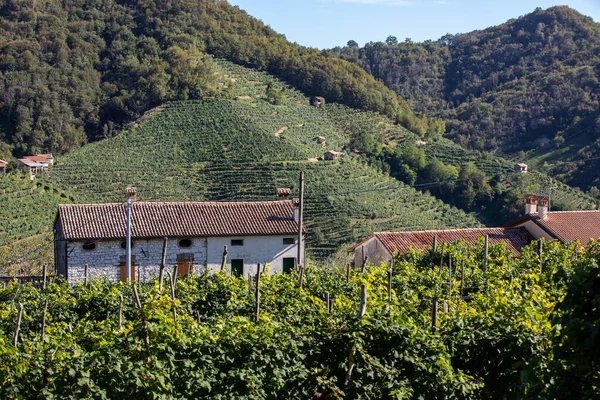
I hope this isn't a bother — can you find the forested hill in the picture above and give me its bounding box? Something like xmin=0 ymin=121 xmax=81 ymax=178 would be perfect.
xmin=0 ymin=0 xmax=436 ymax=161
xmin=329 ymin=6 xmax=600 ymax=156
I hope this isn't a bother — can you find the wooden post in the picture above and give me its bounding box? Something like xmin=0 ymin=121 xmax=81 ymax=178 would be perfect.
xmin=84 ymin=264 xmax=88 ymax=287
xmin=328 ymin=297 xmax=333 ymax=314
xmin=538 ymin=240 xmax=543 ymax=273
xmin=361 ymin=256 xmax=368 ymax=274
xmin=132 ymin=284 xmax=150 ymax=349
xmin=159 ymin=238 xmax=168 ymax=293
xmin=167 ymin=272 xmax=175 ymax=301
xmin=325 ymin=292 xmax=330 ymax=314
xmin=172 ymin=265 xmax=178 ymax=285
xmin=41 ymin=301 xmax=47 ymax=343
xmin=118 ymin=294 xmax=123 ymax=330
xmin=483 ymin=235 xmax=489 ymax=273
xmin=431 ymin=235 xmax=437 ymax=265
xmin=387 ymin=267 xmax=393 ymax=302
xmin=357 ymin=284 xmax=367 ymax=320
xmin=346 ymin=263 xmax=351 ymax=283
xmin=255 ymin=264 xmax=261 ymax=322
xmin=298 ymin=264 xmax=305 ymax=289
xmin=42 ymin=264 xmax=47 ymax=290
xmin=438 ymin=243 xmax=445 ymax=275
xmin=13 ymin=303 xmax=23 ymax=348
xmin=195 ymin=311 xmax=201 ymax=324
xmin=220 ymin=245 xmax=228 ymax=273
xmin=431 ymin=299 xmax=438 ymax=331
xmin=133 ymin=284 xmax=142 ymax=310
xmin=448 ymin=256 xmax=452 ymax=298
xmin=443 ymin=300 xmax=449 ymax=314
xmin=460 ymin=261 xmax=465 ymax=299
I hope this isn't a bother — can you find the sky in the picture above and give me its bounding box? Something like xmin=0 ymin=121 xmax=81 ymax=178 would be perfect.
xmin=228 ymin=0 xmax=600 ymax=49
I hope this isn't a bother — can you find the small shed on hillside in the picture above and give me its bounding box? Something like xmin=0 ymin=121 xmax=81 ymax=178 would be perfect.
xmin=324 ymin=150 xmax=344 ymax=161
xmin=0 ymin=160 xmax=6 ymax=175
xmin=310 ymin=96 xmax=325 ymax=107
xmin=514 ymin=163 xmax=528 ymax=173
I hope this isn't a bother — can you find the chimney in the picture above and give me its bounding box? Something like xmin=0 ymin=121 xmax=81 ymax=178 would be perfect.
xmin=292 ymin=197 xmax=300 ymax=221
xmin=538 ymin=196 xmax=549 ymax=220
xmin=126 ymin=187 xmax=137 ymax=201
xmin=525 ymin=195 xmax=538 ymax=215
xmin=277 ymin=188 xmax=291 ymax=200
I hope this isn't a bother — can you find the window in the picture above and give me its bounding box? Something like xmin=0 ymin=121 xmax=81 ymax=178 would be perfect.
xmin=178 ymin=239 xmax=192 ymax=248
xmin=283 ymin=238 xmax=295 ymax=245
xmin=231 ymin=239 xmax=244 ymax=246
xmin=82 ymin=242 xmax=96 ymax=251
xmin=121 ymin=241 xmax=135 ymax=249
xmin=231 ymin=259 xmax=243 ymax=276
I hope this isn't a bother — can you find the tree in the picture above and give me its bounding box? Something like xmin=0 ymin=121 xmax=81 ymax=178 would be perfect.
xmin=385 ymin=36 xmax=398 ymax=46
xmin=265 ymin=84 xmax=286 ymax=105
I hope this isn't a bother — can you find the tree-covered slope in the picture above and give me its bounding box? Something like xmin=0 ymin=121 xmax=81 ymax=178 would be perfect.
xmin=0 ymin=0 xmax=433 ymax=162
xmin=330 ymin=6 xmax=600 ymax=159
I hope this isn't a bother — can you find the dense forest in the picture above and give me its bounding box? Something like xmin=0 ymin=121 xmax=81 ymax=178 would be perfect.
xmin=330 ymin=6 xmax=600 ymax=189
xmin=0 ymin=0 xmax=435 ymax=161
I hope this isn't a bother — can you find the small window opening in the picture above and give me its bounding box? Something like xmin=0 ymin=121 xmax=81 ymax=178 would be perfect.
xmin=121 ymin=241 xmax=135 ymax=249
xmin=283 ymin=238 xmax=295 ymax=245
xmin=82 ymin=242 xmax=96 ymax=251
xmin=231 ymin=239 xmax=244 ymax=246
xmin=179 ymin=239 xmax=192 ymax=248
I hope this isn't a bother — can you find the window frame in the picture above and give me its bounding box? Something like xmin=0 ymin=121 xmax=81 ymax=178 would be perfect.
xmin=231 ymin=239 xmax=244 ymax=247
xmin=178 ymin=239 xmax=193 ymax=248
xmin=283 ymin=238 xmax=296 ymax=245
xmin=82 ymin=242 xmax=96 ymax=251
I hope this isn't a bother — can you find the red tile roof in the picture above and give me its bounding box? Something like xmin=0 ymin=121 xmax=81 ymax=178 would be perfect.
xmin=524 ymin=211 xmax=600 ymax=244
xmin=355 ymin=228 xmax=534 ymax=256
xmin=57 ymin=201 xmax=304 ymax=240
xmin=21 ymin=155 xmax=51 ymax=163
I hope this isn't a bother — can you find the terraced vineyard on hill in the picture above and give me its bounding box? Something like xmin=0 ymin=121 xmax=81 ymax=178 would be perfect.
xmin=1 ymin=60 xmax=481 ymax=269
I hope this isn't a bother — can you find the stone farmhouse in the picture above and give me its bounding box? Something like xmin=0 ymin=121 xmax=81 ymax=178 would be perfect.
xmin=54 ymin=197 xmax=306 ymax=284
xmin=352 ymin=194 xmax=600 ymax=267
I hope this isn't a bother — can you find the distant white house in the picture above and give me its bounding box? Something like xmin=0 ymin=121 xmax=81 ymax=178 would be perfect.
xmin=18 ymin=154 xmax=53 ymax=175
xmin=54 ymin=194 xmax=306 ymax=284
xmin=514 ymin=163 xmax=528 ymax=173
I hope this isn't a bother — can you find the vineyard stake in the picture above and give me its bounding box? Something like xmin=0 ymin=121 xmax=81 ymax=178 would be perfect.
xmin=172 ymin=265 xmax=178 ymax=285
xmin=118 ymin=293 xmax=123 ymax=330
xmin=387 ymin=267 xmax=393 ymax=302
xmin=357 ymin=284 xmax=367 ymax=320
xmin=460 ymin=261 xmax=465 ymax=299
xmin=84 ymin=264 xmax=88 ymax=287
xmin=448 ymin=256 xmax=452 ymax=298
xmin=431 ymin=299 xmax=438 ymax=331
xmin=325 ymin=292 xmax=330 ymax=314
xmin=346 ymin=263 xmax=351 ymax=283
xmin=132 ymin=284 xmax=150 ymax=350
xmin=297 ymin=171 xmax=304 ymax=268
xmin=328 ymin=297 xmax=333 ymax=314
xmin=298 ymin=264 xmax=304 ymax=289
xmin=255 ymin=263 xmax=261 ymax=322
xmin=195 ymin=311 xmax=201 ymax=324
xmin=42 ymin=264 xmax=47 ymax=291
xmin=13 ymin=303 xmax=23 ymax=348
xmin=361 ymin=255 xmax=368 ymax=274
xmin=438 ymin=243 xmax=445 ymax=275
xmin=220 ymin=245 xmax=228 ymax=273
xmin=41 ymin=300 xmax=47 ymax=343
xmin=167 ymin=271 xmax=176 ymax=301
xmin=443 ymin=300 xmax=449 ymax=314
xmin=159 ymin=237 xmax=168 ymax=293
xmin=538 ymin=240 xmax=543 ymax=273
xmin=431 ymin=235 xmax=437 ymax=265
xmin=483 ymin=235 xmax=489 ymax=273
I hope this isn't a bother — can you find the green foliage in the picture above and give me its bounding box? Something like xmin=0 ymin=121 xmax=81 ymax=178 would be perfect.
xmin=0 ymin=0 xmax=427 ymax=158
xmin=265 ymin=84 xmax=286 ymax=105
xmin=0 ymin=240 xmax=596 ymax=398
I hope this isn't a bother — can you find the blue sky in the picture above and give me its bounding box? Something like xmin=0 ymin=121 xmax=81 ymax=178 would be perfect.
xmin=228 ymin=0 xmax=600 ymax=49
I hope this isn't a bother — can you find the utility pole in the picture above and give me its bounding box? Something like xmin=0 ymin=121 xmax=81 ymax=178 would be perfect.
xmin=297 ymin=171 xmax=304 ymax=269
xmin=126 ymin=187 xmax=137 ymax=282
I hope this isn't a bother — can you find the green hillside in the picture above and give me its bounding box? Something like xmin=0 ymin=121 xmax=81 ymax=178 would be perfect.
xmin=329 ymin=6 xmax=600 ymax=193
xmin=0 ymin=60 xmax=480 ymax=269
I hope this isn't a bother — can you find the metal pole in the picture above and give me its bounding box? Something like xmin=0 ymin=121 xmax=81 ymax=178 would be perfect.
xmin=297 ymin=171 xmax=304 ymax=268
xmin=126 ymin=197 xmax=132 ymax=282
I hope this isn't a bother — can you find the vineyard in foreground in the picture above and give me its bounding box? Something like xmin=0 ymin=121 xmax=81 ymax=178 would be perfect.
xmin=0 ymin=239 xmax=598 ymax=399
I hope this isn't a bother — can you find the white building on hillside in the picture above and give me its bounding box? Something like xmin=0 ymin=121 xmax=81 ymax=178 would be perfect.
xmin=54 ymin=194 xmax=306 ymax=284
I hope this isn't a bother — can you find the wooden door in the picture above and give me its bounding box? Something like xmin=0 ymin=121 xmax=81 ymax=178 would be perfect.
xmin=282 ymin=258 xmax=295 ymax=274
xmin=231 ymin=259 xmax=243 ymax=276
xmin=119 ymin=262 xmax=136 ymax=282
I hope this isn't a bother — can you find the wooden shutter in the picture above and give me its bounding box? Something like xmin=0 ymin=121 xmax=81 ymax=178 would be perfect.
xmin=177 ymin=254 xmax=194 ymax=277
